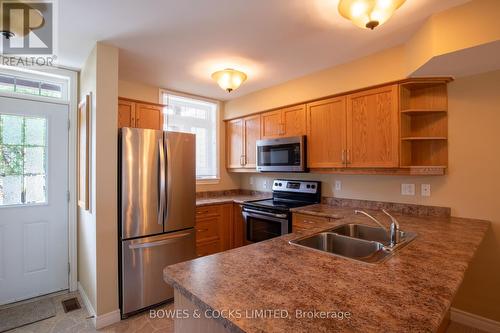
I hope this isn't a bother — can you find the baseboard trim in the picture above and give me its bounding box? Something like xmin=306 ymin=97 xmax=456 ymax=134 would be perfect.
xmin=77 ymin=282 xmax=120 ymax=329
xmin=77 ymin=282 xmax=96 ymax=322
xmin=451 ymin=307 xmax=500 ymax=333
xmin=94 ymin=309 xmax=121 ymax=329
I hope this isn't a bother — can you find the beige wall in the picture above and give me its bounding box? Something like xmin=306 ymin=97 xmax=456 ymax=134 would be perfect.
xmin=224 ymin=0 xmax=500 ymax=119
xmin=117 ymin=79 xmax=241 ymax=192
xmin=78 ymin=42 xmax=119 ymax=317
xmin=236 ymin=70 xmax=500 ymax=321
xmin=78 ymin=46 xmax=98 ymax=311
xmin=118 ymin=79 xmax=159 ymax=104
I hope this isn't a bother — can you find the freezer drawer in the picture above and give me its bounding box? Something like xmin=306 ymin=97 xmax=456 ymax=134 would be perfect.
xmin=121 ymin=229 xmax=196 ymax=316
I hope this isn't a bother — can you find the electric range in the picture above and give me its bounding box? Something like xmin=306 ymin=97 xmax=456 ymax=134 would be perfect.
xmin=241 ymin=179 xmax=321 ymax=243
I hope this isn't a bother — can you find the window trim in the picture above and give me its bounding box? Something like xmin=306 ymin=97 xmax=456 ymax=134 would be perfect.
xmin=0 ymin=65 xmax=69 ymax=103
xmin=159 ymin=89 xmax=221 ymax=183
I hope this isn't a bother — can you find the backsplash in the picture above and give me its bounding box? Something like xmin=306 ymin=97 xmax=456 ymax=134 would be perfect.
xmin=196 ymin=189 xmax=268 ymax=199
xmin=322 ymin=197 xmax=450 ymax=217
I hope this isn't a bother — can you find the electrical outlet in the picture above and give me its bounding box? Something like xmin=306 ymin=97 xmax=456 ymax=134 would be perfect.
xmin=421 ymin=184 xmax=431 ymax=197
xmin=401 ymin=184 xmax=415 ymax=196
xmin=249 ymin=176 xmax=254 ymax=185
xmin=335 ymin=180 xmax=342 ymax=191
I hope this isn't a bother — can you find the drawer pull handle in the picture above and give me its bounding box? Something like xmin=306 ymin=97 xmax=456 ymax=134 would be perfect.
xmin=197 ymin=228 xmax=209 ymax=232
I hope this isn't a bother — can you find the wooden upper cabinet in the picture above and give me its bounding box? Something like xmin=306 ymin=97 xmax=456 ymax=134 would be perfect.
xmin=135 ymin=103 xmax=163 ymax=130
xmin=307 ymin=97 xmax=346 ymax=168
xmin=282 ymin=104 xmax=306 ymax=137
xmin=226 ymin=115 xmax=261 ymax=169
xmin=226 ymin=118 xmax=244 ymax=168
xmin=118 ymin=98 xmax=165 ymax=130
xmin=118 ymin=100 xmax=135 ymax=128
xmin=261 ymin=110 xmax=282 ymax=139
xmin=346 ymin=85 xmax=399 ymax=168
xmin=261 ymin=105 xmax=306 ymax=139
xmin=243 ymin=114 xmax=261 ymax=168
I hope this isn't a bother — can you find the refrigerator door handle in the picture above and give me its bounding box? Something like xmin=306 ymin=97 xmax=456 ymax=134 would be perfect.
xmin=158 ymin=138 xmax=166 ymax=225
xmin=165 ymin=137 xmax=172 ymax=222
xmin=128 ymin=232 xmax=192 ymax=250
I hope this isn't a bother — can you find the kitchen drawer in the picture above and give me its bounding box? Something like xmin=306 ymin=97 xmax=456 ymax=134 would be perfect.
xmin=196 ymin=217 xmax=220 ymax=243
xmin=293 ymin=213 xmax=331 ymax=230
xmin=196 ymin=240 xmax=220 ymax=257
xmin=196 ymin=205 xmax=222 ymax=218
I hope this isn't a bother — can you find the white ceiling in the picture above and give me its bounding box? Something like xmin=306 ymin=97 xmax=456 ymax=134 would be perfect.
xmin=58 ymin=0 xmax=471 ymax=100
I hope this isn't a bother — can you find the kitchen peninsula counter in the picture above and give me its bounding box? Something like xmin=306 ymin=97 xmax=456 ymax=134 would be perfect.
xmin=164 ymin=207 xmax=489 ymax=332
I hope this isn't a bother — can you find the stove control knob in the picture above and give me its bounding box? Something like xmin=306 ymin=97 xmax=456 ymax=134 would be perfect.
xmin=311 ymin=184 xmax=316 ymax=189
xmin=306 ymin=184 xmax=311 ymax=189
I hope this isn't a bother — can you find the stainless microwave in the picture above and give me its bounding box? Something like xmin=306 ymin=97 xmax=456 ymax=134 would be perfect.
xmin=256 ymin=136 xmax=306 ymax=172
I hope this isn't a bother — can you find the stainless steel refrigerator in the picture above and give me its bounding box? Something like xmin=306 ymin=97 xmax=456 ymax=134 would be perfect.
xmin=119 ymin=128 xmax=196 ymax=318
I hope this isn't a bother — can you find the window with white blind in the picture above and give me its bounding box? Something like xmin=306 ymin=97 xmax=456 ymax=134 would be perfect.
xmin=161 ymin=91 xmax=219 ymax=181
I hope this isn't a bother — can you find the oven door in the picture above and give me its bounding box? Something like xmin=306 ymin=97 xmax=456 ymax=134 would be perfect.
xmin=242 ymin=208 xmax=289 ymax=243
xmin=256 ymin=136 xmax=305 ymax=172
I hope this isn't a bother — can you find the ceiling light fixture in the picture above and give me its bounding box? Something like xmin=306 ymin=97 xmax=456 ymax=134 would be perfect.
xmin=211 ymin=68 xmax=247 ymax=93
xmin=338 ymin=0 xmax=406 ymax=30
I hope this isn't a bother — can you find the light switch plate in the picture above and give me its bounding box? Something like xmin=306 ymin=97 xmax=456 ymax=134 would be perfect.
xmin=335 ymin=180 xmax=342 ymax=191
xmin=401 ymin=184 xmax=416 ymax=196
xmin=249 ymin=176 xmax=254 ymax=185
xmin=421 ymin=184 xmax=431 ymax=197
xmin=263 ymin=180 xmax=268 ymax=189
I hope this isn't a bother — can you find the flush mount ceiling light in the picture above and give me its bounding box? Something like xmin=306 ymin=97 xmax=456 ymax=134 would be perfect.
xmin=338 ymin=0 xmax=406 ymax=30
xmin=211 ymin=68 xmax=247 ymax=93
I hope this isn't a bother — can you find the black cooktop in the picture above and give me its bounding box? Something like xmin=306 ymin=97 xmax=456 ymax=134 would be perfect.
xmin=244 ymin=198 xmax=313 ymax=211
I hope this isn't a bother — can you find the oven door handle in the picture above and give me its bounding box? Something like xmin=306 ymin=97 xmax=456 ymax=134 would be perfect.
xmin=242 ymin=208 xmax=288 ymax=219
xmin=242 ymin=211 xmax=289 ymax=224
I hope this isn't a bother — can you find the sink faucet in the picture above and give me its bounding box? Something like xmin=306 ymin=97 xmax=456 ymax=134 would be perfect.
xmin=354 ymin=209 xmax=401 ymax=247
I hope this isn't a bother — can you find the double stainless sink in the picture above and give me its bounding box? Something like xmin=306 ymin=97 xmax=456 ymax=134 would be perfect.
xmin=290 ymin=223 xmax=417 ymax=264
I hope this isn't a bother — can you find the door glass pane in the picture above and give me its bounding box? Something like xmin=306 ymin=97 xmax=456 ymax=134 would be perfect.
xmin=24 ymin=147 xmax=45 ymax=174
xmin=0 ymin=114 xmax=47 ymax=206
xmin=0 ymin=175 xmax=22 ymax=205
xmin=25 ymin=117 xmax=46 ymax=146
xmin=2 ymin=115 xmax=23 ymax=145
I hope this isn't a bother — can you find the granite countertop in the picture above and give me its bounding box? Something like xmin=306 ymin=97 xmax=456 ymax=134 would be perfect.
xmin=196 ymin=194 xmax=271 ymax=207
xmin=164 ymin=207 xmax=490 ymax=333
xmin=290 ymin=204 xmax=350 ymax=220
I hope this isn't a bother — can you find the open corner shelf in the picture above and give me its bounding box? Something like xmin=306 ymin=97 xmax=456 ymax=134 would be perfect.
xmin=400 ymin=108 xmax=447 ymax=115
xmin=400 ymin=79 xmax=449 ymax=170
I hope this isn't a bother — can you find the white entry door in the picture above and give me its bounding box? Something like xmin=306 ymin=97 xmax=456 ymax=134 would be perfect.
xmin=0 ymin=96 xmax=69 ymax=305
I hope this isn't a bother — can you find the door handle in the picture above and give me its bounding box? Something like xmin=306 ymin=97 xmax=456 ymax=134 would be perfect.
xmin=158 ymin=138 xmax=166 ymax=225
xmin=341 ymin=149 xmax=345 ymax=164
xmin=128 ymin=232 xmax=192 ymax=249
xmin=165 ymin=136 xmax=173 ymax=222
xmin=346 ymin=149 xmax=351 ymax=165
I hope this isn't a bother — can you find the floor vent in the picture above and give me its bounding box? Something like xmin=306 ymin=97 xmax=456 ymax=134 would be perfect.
xmin=61 ymin=298 xmax=81 ymax=313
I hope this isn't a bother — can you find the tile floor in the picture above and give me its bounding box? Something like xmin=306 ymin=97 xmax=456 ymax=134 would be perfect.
xmin=7 ymin=291 xmax=485 ymax=333
xmin=9 ymin=292 xmax=174 ymax=333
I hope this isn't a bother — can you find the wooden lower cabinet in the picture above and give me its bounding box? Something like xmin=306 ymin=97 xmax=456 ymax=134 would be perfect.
xmin=231 ymin=204 xmax=246 ymax=248
xmin=195 ymin=203 xmax=246 ymax=257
